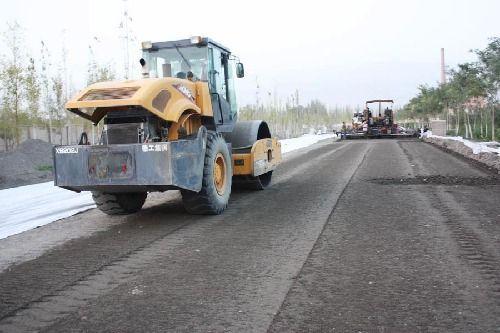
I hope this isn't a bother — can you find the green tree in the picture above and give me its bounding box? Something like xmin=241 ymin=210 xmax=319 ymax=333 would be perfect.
xmin=24 ymin=57 xmax=40 ymax=118
xmin=403 ymin=37 xmax=499 ymax=140
xmin=475 ymin=37 xmax=500 ymax=141
xmin=51 ymin=74 xmax=65 ymax=122
xmin=448 ymin=63 xmax=487 ymax=138
xmin=400 ymin=85 xmax=446 ymax=124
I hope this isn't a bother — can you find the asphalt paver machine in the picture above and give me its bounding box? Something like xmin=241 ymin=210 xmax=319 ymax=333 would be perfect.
xmin=346 ymin=99 xmax=414 ymax=139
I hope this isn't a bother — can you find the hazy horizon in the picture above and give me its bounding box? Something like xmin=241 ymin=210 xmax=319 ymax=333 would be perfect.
xmin=1 ymin=0 xmax=499 ymax=108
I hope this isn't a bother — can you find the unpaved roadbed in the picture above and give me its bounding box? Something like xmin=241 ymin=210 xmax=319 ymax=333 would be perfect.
xmin=0 ymin=139 xmax=499 ymax=332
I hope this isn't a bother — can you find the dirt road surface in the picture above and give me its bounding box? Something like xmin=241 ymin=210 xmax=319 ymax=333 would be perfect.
xmin=0 ymin=139 xmax=499 ymax=332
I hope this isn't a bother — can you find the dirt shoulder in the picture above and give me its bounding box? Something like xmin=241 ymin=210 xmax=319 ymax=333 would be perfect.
xmin=0 ymin=139 xmax=54 ymax=189
xmin=424 ymin=136 xmax=500 ymax=174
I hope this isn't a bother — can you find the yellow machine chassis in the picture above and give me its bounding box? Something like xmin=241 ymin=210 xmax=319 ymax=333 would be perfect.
xmin=64 ymin=78 xmax=282 ymax=179
xmin=232 ymin=138 xmax=281 ymax=177
xmin=65 ymin=78 xmax=213 ymax=125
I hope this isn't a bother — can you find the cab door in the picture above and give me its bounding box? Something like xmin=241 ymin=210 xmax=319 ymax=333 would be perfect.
xmin=208 ymin=47 xmax=236 ymax=131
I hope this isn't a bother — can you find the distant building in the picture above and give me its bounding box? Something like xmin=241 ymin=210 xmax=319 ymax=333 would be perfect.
xmin=430 ymin=120 xmax=446 ymax=136
xmin=464 ymin=96 xmax=488 ymax=110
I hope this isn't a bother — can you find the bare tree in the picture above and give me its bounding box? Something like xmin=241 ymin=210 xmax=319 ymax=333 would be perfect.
xmin=87 ymin=43 xmax=116 ymax=85
xmin=0 ymin=22 xmax=26 ymax=145
xmin=40 ymin=40 xmax=54 ymax=143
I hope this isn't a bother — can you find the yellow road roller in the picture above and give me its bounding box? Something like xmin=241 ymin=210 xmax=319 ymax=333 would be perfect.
xmin=53 ymin=37 xmax=281 ymax=215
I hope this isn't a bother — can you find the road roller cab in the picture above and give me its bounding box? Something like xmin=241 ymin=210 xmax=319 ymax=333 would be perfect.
xmin=53 ymin=37 xmax=281 ymax=215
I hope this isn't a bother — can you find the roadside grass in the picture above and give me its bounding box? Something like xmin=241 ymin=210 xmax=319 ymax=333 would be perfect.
xmin=36 ymin=165 xmax=53 ymax=172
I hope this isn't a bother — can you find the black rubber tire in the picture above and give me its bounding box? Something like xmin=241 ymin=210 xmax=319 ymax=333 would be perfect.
xmin=181 ymin=132 xmax=232 ymax=215
xmin=253 ymin=171 xmax=273 ymax=190
xmin=91 ymin=191 xmax=147 ymax=215
xmin=233 ymin=171 xmax=273 ymax=190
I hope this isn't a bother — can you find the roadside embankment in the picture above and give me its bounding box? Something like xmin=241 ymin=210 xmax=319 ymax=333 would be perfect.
xmin=0 ymin=139 xmax=54 ymax=189
xmin=424 ymin=135 xmax=500 ymax=173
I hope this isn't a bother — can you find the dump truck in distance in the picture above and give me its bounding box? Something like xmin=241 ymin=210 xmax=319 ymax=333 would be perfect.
xmin=53 ymin=37 xmax=281 ymax=215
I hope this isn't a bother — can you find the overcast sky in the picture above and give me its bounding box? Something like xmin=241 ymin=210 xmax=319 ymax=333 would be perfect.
xmin=1 ymin=0 xmax=499 ymax=108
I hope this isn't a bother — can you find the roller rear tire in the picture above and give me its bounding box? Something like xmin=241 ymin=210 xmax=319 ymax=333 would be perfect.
xmin=252 ymin=171 xmax=273 ymax=190
xmin=92 ymin=191 xmax=147 ymax=215
xmin=233 ymin=171 xmax=273 ymax=190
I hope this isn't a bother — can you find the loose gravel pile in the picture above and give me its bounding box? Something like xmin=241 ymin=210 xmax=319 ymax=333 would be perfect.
xmin=0 ymin=140 xmax=54 ymax=189
xmin=425 ymin=136 xmax=500 ymax=173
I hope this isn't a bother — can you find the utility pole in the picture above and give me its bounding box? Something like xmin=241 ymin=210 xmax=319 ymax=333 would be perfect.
xmin=119 ymin=0 xmax=135 ymax=79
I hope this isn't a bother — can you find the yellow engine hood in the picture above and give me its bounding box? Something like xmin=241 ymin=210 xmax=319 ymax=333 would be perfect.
xmin=66 ymin=78 xmax=201 ymax=124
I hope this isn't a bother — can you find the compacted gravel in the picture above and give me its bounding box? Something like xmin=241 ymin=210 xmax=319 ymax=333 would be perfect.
xmin=0 ymin=139 xmax=498 ymax=332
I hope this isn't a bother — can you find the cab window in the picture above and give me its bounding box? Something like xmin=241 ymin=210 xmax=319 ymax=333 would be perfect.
xmin=143 ymin=46 xmax=208 ymax=80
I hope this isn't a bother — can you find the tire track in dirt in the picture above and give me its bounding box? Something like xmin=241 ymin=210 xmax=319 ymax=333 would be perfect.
xmin=0 ymin=139 xmax=353 ymax=332
xmin=267 ymin=144 xmax=372 ymax=332
xmin=268 ymin=139 xmax=499 ymax=332
xmin=0 ymin=222 xmax=191 ymax=332
xmin=427 ymin=187 xmax=500 ymax=307
xmin=273 ymin=141 xmax=352 ymax=185
xmin=398 ymin=140 xmax=500 ymax=308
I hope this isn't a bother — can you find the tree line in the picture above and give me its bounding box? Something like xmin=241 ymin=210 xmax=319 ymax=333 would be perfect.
xmin=0 ymin=20 xmax=344 ymax=148
xmin=3 ymin=21 xmax=495 ymax=148
xmin=239 ymin=98 xmax=357 ymax=139
xmin=0 ymin=20 xmax=356 ymax=146
xmin=0 ymin=22 xmax=116 ymax=150
xmin=399 ymin=37 xmax=499 ymax=141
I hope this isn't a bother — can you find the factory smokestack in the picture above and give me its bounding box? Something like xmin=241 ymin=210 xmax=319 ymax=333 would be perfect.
xmin=440 ymin=48 xmax=446 ymax=85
